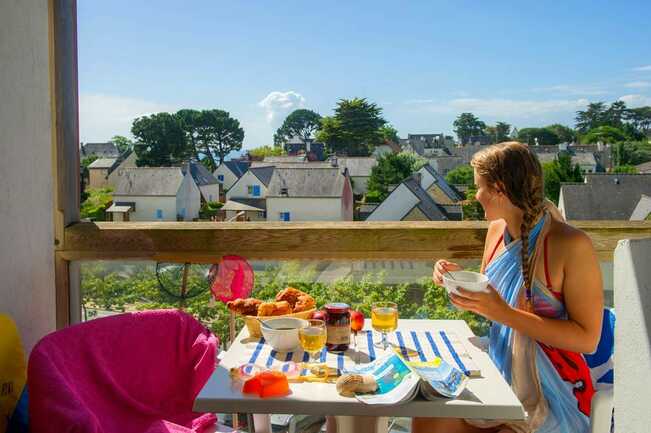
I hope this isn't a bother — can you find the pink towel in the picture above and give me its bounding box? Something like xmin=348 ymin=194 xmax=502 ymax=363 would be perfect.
xmin=28 ymin=309 xmax=219 ymax=433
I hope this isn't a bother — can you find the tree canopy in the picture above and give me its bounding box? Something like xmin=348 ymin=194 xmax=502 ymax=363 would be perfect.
xmin=379 ymin=124 xmax=400 ymax=144
xmin=445 ymin=165 xmax=474 ymax=185
xmin=132 ymin=113 xmax=189 ymax=166
xmin=485 ymin=122 xmax=511 ymax=144
xmin=581 ymin=125 xmax=627 ymax=144
xmin=111 ymin=135 xmax=134 ymax=155
xmin=517 ymin=127 xmax=561 ymax=146
xmin=274 ymin=109 xmax=322 ymax=148
xmin=316 ymin=98 xmax=387 ymax=156
xmin=453 ymin=113 xmax=486 ymax=144
xmin=366 ymin=152 xmax=426 ymax=202
xmin=542 ymin=152 xmax=583 ymax=204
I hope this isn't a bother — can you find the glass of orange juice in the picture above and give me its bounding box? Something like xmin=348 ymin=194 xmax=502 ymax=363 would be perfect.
xmin=299 ymin=319 xmax=327 ymax=364
xmin=371 ymin=302 xmax=398 ymax=351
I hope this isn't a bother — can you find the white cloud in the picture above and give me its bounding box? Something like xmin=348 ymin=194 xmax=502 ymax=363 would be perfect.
xmin=79 ymin=93 xmax=176 ymax=142
xmin=632 ymin=65 xmax=651 ymax=72
xmin=624 ymin=81 xmax=651 ymax=89
xmin=257 ymin=90 xmax=305 ymax=126
xmin=618 ymin=94 xmax=651 ymax=107
xmin=532 ymin=84 xmax=608 ymax=96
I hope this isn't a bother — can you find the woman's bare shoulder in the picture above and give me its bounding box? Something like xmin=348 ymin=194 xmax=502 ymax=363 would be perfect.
xmin=547 ymin=219 xmax=595 ymax=255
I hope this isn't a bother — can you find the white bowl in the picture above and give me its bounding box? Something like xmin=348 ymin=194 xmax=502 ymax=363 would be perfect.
xmin=442 ymin=271 xmax=489 ymax=296
xmin=260 ymin=317 xmax=308 ymax=352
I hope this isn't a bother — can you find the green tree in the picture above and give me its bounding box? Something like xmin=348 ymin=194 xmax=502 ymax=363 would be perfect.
xmin=462 ymin=184 xmax=485 ymax=221
xmin=132 ymin=113 xmax=189 ymax=166
xmin=80 ymin=187 xmax=114 ymax=221
xmin=625 ymin=106 xmax=651 ymax=136
xmin=612 ymin=165 xmax=638 ymax=174
xmin=366 ymin=152 xmax=426 ymax=202
xmin=542 ymin=152 xmax=583 ymax=204
xmin=581 ymin=126 xmax=627 ymax=144
xmin=201 ymin=109 xmax=245 ymax=169
xmin=379 ymin=124 xmax=400 ymax=143
xmin=274 ymin=109 xmax=322 ymax=148
xmin=576 ymin=102 xmax=608 ymax=133
xmin=453 ymin=113 xmax=486 ymax=145
xmin=445 ymin=165 xmax=474 ymax=185
xmin=545 ymin=124 xmax=577 ymax=143
xmin=111 ymin=135 xmax=134 ymax=154
xmin=316 ymin=98 xmax=387 ymax=156
xmin=612 ymin=141 xmax=651 ymax=166
xmin=605 ymin=100 xmax=627 ymax=128
xmin=248 ymin=145 xmax=284 ymax=159
xmin=176 ymin=109 xmax=205 ymax=162
xmin=517 ymin=127 xmax=561 ymax=146
xmin=485 ymin=122 xmax=511 ymax=144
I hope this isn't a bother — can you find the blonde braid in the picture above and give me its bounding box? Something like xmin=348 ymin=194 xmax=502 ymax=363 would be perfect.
xmin=519 ymin=183 xmax=545 ymax=308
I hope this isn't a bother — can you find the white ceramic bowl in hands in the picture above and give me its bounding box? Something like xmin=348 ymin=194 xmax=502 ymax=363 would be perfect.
xmin=260 ymin=317 xmax=308 ymax=352
xmin=442 ymin=271 xmax=489 ymax=297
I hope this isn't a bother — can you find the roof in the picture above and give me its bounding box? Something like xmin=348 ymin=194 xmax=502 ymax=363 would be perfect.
xmin=267 ymin=167 xmax=347 ymax=197
xmin=337 ymin=157 xmax=377 ymax=178
xmin=560 ymin=174 xmax=651 ymax=220
xmin=81 ymin=142 xmax=119 ymax=158
xmin=249 ymin=166 xmax=275 ymax=186
xmin=421 ymin=165 xmax=465 ymax=201
xmin=250 ymin=161 xmax=331 ymax=169
xmin=222 ymin=199 xmax=266 ymax=212
xmin=88 ymin=158 xmax=118 ymax=169
xmin=225 ymin=198 xmax=266 ymax=211
xmin=222 ymin=160 xmax=249 ymax=178
xmin=106 ymin=203 xmax=134 ymax=213
xmin=536 ymin=152 xmax=597 ymax=166
xmin=184 ymin=161 xmax=218 ymax=186
xmin=630 ymin=195 xmax=651 ymax=220
xmin=263 ymin=155 xmax=307 ymax=163
xmin=636 ymin=161 xmax=651 ymax=173
xmin=401 ymin=176 xmax=449 ymax=220
xmin=114 ymin=167 xmax=185 ymax=196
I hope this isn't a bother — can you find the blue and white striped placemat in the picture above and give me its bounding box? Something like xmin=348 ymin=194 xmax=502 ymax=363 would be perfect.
xmin=238 ymin=329 xmax=480 ymax=377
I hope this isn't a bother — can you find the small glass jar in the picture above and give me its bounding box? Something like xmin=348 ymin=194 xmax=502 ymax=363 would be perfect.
xmin=324 ymin=303 xmax=351 ymax=352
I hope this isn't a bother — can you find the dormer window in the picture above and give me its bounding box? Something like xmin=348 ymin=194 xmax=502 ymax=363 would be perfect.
xmin=280 ymin=187 xmax=288 ymax=196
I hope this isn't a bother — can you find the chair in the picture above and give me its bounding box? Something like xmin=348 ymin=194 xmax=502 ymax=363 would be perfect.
xmin=590 ymin=388 xmax=613 ymax=433
xmin=28 ymin=309 xmax=231 ymax=433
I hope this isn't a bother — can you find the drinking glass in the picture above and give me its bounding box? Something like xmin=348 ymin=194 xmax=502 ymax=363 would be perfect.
xmin=299 ymin=319 xmax=327 ymax=364
xmin=371 ymin=302 xmax=398 ymax=351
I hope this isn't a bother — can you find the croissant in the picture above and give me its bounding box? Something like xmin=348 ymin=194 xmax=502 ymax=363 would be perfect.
xmin=276 ymin=287 xmax=309 ymax=309
xmin=257 ymin=301 xmax=292 ymax=316
xmin=226 ymin=298 xmax=262 ymax=316
xmin=293 ymin=294 xmax=316 ymax=312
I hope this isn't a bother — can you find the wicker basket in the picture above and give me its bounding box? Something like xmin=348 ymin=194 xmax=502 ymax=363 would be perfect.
xmin=243 ymin=308 xmax=316 ymax=338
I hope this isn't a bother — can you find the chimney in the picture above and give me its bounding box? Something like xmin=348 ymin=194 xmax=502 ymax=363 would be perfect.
xmin=329 ymin=155 xmax=338 ymax=167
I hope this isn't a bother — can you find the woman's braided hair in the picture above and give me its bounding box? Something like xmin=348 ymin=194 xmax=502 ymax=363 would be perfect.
xmin=471 ymin=142 xmax=545 ymax=306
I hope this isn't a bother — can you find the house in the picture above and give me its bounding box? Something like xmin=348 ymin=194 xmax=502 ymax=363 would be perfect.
xmin=558 ymin=174 xmax=651 ymax=220
xmin=366 ymin=165 xmax=464 ymax=221
xmin=221 ymin=198 xmax=267 ymax=221
xmin=336 ymin=157 xmax=377 ymax=196
xmin=636 ymin=161 xmax=651 ymax=174
xmin=226 ymin=165 xmax=274 ymax=201
xmin=107 ymin=151 xmax=138 ymax=187
xmin=428 ymin=156 xmax=465 ymax=177
xmin=372 ymin=141 xmax=401 ymax=158
xmin=213 ymin=160 xmax=249 ymax=191
xmin=285 ymin=138 xmax=326 ymax=161
xmin=87 ymin=157 xmax=118 ymax=188
xmin=262 ymin=155 xmax=307 ymax=164
xmin=465 ymin=135 xmax=492 ymax=146
xmin=80 ymin=142 xmax=119 ymax=159
xmin=108 ymin=167 xmax=201 ymax=222
xmin=537 ymin=152 xmax=599 ymax=173
xmin=630 ymin=195 xmax=651 ymax=220
xmin=183 ymin=160 xmax=220 ymax=203
xmin=265 ymin=166 xmax=353 ymax=221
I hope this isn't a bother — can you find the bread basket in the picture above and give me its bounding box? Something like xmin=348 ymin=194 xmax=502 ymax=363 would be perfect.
xmin=244 ymin=308 xmax=316 ymax=338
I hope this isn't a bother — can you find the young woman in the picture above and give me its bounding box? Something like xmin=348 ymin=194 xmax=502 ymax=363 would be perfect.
xmin=413 ymin=142 xmax=604 ymax=433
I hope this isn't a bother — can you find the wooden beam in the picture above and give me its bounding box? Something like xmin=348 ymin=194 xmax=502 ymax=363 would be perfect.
xmin=50 ymin=0 xmax=79 ymax=328
xmin=60 ymin=221 xmax=651 ymax=262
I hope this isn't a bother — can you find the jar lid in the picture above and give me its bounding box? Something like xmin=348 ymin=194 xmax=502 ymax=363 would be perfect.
xmin=325 ymin=303 xmax=350 ymax=313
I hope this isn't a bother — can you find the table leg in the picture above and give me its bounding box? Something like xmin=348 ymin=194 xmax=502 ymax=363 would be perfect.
xmin=326 ymin=416 xmax=389 ymax=433
xmin=252 ymin=414 xmax=272 ymax=433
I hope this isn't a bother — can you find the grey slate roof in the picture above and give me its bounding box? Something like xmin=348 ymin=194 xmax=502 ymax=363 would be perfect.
xmin=249 ymin=166 xmax=275 ymax=187
xmin=88 ymin=158 xmax=118 ymax=169
xmin=224 ymin=160 xmax=250 ymax=178
xmin=114 ymin=167 xmax=184 ymax=196
xmin=263 ymin=155 xmax=307 ymax=163
xmin=267 ymin=167 xmax=347 ymax=197
xmin=636 ymin=161 xmax=651 ymax=173
xmin=184 ymin=161 xmax=219 ymax=186
xmin=630 ymin=195 xmax=651 ymax=220
xmin=560 ymin=174 xmax=651 ymax=220
xmin=421 ymin=165 xmax=465 ymax=202
xmin=225 ymin=197 xmax=267 ymax=211
xmin=81 ymin=142 xmax=119 ymax=158
xmin=402 ymin=176 xmax=449 ymax=220
xmin=337 ymin=157 xmax=377 ymax=178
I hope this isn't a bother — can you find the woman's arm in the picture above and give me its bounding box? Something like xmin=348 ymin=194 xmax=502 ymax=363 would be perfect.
xmin=451 ymin=229 xmax=604 ymax=353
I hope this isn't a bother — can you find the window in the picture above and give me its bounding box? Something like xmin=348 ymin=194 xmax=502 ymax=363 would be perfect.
xmin=217 ymin=175 xmax=224 ymax=182
xmin=248 ymin=185 xmax=261 ymax=197
xmin=180 ymin=208 xmax=186 ymax=218
xmin=280 ymin=212 xmax=291 ymax=221
xmin=280 ymin=187 xmax=288 ymax=195
xmin=155 ymin=209 xmax=163 ymax=219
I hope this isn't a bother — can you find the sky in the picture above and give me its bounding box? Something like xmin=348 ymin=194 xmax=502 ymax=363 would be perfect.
xmin=78 ymin=0 xmax=651 ymax=150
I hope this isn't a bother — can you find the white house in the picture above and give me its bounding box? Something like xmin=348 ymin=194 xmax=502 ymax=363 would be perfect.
xmin=213 ymin=160 xmax=249 ymax=191
xmin=337 ymin=157 xmax=377 ymax=196
xmin=366 ymin=165 xmax=464 ymax=221
xmin=184 ymin=160 xmax=220 ymax=203
xmin=266 ymin=166 xmax=354 ymax=221
xmin=107 ymin=151 xmax=138 ymax=187
xmin=225 ymin=165 xmax=274 ymax=201
xmin=108 ymin=167 xmax=201 ymax=222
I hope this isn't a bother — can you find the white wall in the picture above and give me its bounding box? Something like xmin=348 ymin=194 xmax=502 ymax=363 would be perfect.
xmin=366 ymin=184 xmax=419 ymax=221
xmin=614 ymin=237 xmax=651 ymax=432
xmin=226 ymin=171 xmax=267 ymax=200
xmin=214 ymin=165 xmax=239 ymax=191
xmin=176 ymin=172 xmax=201 ymax=220
xmin=0 ymin=0 xmax=56 ymax=352
xmin=199 ymin=183 xmax=221 ymax=203
xmin=114 ymin=195 xmax=178 ymax=221
xmin=266 ymin=198 xmax=344 ymax=221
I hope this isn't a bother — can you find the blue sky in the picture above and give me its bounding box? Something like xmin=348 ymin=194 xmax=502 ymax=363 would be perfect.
xmin=78 ymin=0 xmax=651 ymax=149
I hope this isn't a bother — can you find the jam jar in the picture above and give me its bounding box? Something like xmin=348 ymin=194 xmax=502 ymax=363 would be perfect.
xmin=324 ymin=303 xmax=351 ymax=351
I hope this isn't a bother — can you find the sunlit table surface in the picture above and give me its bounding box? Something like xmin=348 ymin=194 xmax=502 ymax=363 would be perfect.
xmin=194 ymin=319 xmax=525 ymax=423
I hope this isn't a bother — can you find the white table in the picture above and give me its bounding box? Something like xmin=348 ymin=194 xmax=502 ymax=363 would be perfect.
xmin=194 ymin=319 xmax=525 ymax=433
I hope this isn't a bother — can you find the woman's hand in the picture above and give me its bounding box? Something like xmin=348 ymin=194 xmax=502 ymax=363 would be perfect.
xmin=432 ymin=260 xmax=462 ymax=285
xmin=449 ymin=285 xmax=513 ymax=323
